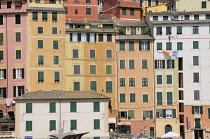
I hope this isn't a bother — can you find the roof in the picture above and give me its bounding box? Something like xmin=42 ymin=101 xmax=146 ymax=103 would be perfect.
xmin=66 ymin=19 xmax=115 ymax=24
xmin=146 ymin=11 xmax=210 ymax=16
xmin=66 ymin=28 xmax=118 ymax=33
xmin=14 ymin=90 xmax=110 ymax=100
xmin=116 ymin=35 xmax=154 ymax=40
xmin=117 ymin=21 xmax=147 ymax=27
xmin=27 ymin=7 xmax=66 ymax=12
xmin=152 ymin=20 xmax=210 ymax=25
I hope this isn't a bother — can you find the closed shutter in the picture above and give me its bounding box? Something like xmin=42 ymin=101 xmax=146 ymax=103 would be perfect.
xmin=38 ymin=27 xmax=43 ymax=33
xmin=26 ymin=121 xmax=32 ymax=131
xmin=157 ymin=92 xmax=162 ymax=105
xmin=143 ymin=94 xmax=148 ymax=103
xmin=90 ymin=81 xmax=97 ymax=91
xmin=74 ymin=82 xmax=80 ymax=91
xmin=13 ymin=86 xmax=16 ymax=97
xmin=120 ymin=41 xmax=125 ymax=51
xmin=16 ymin=50 xmax=21 ymax=59
xmin=120 ymin=93 xmax=125 ymax=103
xmin=106 ymin=81 xmax=112 ymax=93
xmin=26 ymin=103 xmax=32 ymax=113
xmin=54 ymin=56 xmax=59 ymax=64
xmin=128 ymin=110 xmax=134 ymax=119
xmin=202 ymin=1 xmax=206 ymax=8
xmin=90 ymin=65 xmax=96 ymax=74
xmin=54 ymin=72 xmax=59 ymax=82
xmin=167 ymin=75 xmax=172 ymax=84
xmin=13 ymin=69 xmax=16 ymax=79
xmin=94 ymin=119 xmax=100 ymax=129
xmin=52 ymin=27 xmax=57 ymax=34
xmin=193 ymin=41 xmax=199 ymax=49
xmin=122 ymin=8 xmax=126 ymax=15
xmin=50 ymin=102 xmax=56 ymax=113
xmin=120 ymin=60 xmax=125 ymax=69
xmin=130 ymin=9 xmax=134 ymax=16
xmin=70 ymin=102 xmax=77 ymax=112
xmin=129 ymin=41 xmax=134 ymax=51
xmin=32 ymin=12 xmax=38 ymax=20
xmin=167 ymin=92 xmax=173 ymax=105
xmin=38 ymin=40 xmax=43 ymax=48
xmin=177 ymin=42 xmax=183 ymax=50
xmin=0 ymin=33 xmax=3 ymax=42
xmin=53 ymin=40 xmax=58 ymax=49
xmin=106 ymin=50 xmax=112 ymax=58
xmin=86 ymin=8 xmax=91 ymax=15
xmin=0 ymin=51 xmax=3 ymax=60
xmin=157 ymin=43 xmax=162 ymax=50
xmin=130 ymin=93 xmax=135 ymax=103
xmin=3 ymin=69 xmax=6 ymax=79
xmin=38 ymin=71 xmax=44 ymax=81
xmin=166 ymin=27 xmax=171 ymax=34
xmin=71 ymin=120 xmax=77 ymax=130
xmin=50 ymin=120 xmax=56 ymax=130
xmin=166 ymin=42 xmax=172 ymax=50
xmin=16 ymin=32 xmax=21 ymax=42
xmin=106 ymin=65 xmax=112 ymax=74
xmin=94 ymin=102 xmax=100 ymax=112
xmin=150 ymin=111 xmax=153 ymax=119
xmin=157 ymin=75 xmax=162 ymax=84
xmin=52 ymin=12 xmax=57 ymax=20
xmin=42 ymin=12 xmax=47 ymax=20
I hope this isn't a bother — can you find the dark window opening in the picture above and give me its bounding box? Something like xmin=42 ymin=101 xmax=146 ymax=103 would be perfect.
xmin=179 ymin=102 xmax=184 ymax=112
xmin=7 ymin=1 xmax=12 ymax=8
xmin=179 ymin=90 xmax=184 ymax=100
xmin=15 ymin=15 xmax=21 ymax=24
xmin=179 ymin=73 xmax=183 ymax=88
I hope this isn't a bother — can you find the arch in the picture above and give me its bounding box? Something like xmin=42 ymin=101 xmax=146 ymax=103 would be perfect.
xmin=165 ymin=124 xmax=172 ymax=134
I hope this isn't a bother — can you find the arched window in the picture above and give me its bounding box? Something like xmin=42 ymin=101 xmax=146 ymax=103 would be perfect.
xmin=165 ymin=125 xmax=172 ymax=134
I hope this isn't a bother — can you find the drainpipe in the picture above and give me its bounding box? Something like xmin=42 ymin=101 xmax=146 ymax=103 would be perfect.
xmin=5 ymin=14 xmax=9 ymax=115
xmin=115 ymin=31 xmax=119 ymax=132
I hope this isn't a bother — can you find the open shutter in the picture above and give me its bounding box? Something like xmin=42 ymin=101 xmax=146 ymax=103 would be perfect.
xmin=150 ymin=111 xmax=153 ymax=119
xmin=86 ymin=33 xmax=90 ymax=42
xmin=172 ymin=60 xmax=174 ymax=68
xmin=147 ymin=41 xmax=150 ymax=50
xmin=155 ymin=60 xmax=157 ymax=69
xmin=22 ymin=68 xmax=24 ymax=79
xmin=163 ymin=109 xmax=166 ymax=118
xmin=167 ymin=60 xmax=170 ymax=69
xmin=162 ymin=60 xmax=165 ymax=69
xmin=70 ymin=33 xmax=72 ymax=41
xmin=13 ymin=69 xmax=16 ymax=79
xmin=4 ymin=69 xmax=6 ymax=79
xmin=208 ymin=108 xmax=210 ymax=119
xmin=173 ymin=109 xmax=176 ymax=118
xmin=13 ymin=86 xmax=16 ymax=97
xmin=78 ymin=33 xmax=81 ymax=42
xmin=200 ymin=106 xmax=203 ymax=114
xmin=143 ymin=111 xmax=146 ymax=119
xmin=192 ymin=106 xmax=195 ymax=114
xmin=139 ymin=41 xmax=142 ymax=51
xmin=156 ymin=111 xmax=159 ymax=118
xmin=94 ymin=34 xmax=97 ymax=42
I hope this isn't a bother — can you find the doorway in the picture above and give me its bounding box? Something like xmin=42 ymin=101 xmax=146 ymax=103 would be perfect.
xmin=194 ymin=130 xmax=203 ymax=139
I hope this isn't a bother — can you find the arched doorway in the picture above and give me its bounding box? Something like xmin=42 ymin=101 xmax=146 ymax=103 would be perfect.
xmin=165 ymin=125 xmax=172 ymax=134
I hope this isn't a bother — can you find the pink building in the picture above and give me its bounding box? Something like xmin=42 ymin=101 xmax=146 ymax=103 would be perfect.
xmin=0 ymin=0 xmax=28 ymax=131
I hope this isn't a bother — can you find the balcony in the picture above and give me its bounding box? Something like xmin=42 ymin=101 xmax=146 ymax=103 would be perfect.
xmin=0 ymin=1 xmax=28 ymax=13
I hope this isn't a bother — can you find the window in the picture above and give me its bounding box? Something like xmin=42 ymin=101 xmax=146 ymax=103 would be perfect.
xmin=143 ymin=94 xmax=148 ymax=103
xmin=128 ymin=110 xmax=135 ymax=119
xmin=167 ymin=92 xmax=172 ymax=105
xmin=64 ymin=7 xmax=68 ymax=14
xmin=156 ymin=109 xmax=176 ymax=118
xmin=90 ymin=50 xmax=95 ymax=58
xmin=155 ymin=60 xmax=165 ymax=69
xmin=142 ymin=59 xmax=147 ymax=69
xmin=193 ymin=73 xmax=199 ymax=82
xmin=86 ymin=8 xmax=91 ymax=15
xmin=119 ymin=41 xmax=125 ymax=51
xmin=130 ymin=9 xmax=134 ymax=16
xmin=74 ymin=65 xmax=80 ymax=74
xmin=122 ymin=8 xmax=126 ymax=15
xmin=208 ymin=108 xmax=210 ymax=119
xmin=202 ymin=1 xmax=206 ymax=8
xmin=153 ymin=16 xmax=158 ymax=21
xmin=38 ymin=71 xmax=44 ymax=82
xmin=38 ymin=40 xmax=43 ymax=48
xmin=148 ymin=0 xmax=151 ymax=6
xmin=52 ymin=12 xmax=57 ymax=21
xmin=50 ymin=120 xmax=56 ymax=130
xmin=26 ymin=121 xmax=32 ymax=131
xmin=74 ymin=82 xmax=80 ymax=91
xmin=143 ymin=111 xmax=153 ymax=119
xmin=167 ymin=60 xmax=174 ymax=69
xmin=75 ymin=9 xmax=78 ymax=14
xmin=206 ymin=14 xmax=210 ymax=19
xmin=26 ymin=103 xmax=32 ymax=113
xmin=130 ymin=93 xmax=135 ymax=103
xmin=177 ymin=26 xmax=182 ymax=34
xmin=156 ymin=27 xmax=162 ymax=35
xmin=166 ymin=109 xmax=173 ymax=118
xmin=120 ymin=60 xmax=125 ymax=69
xmin=16 ymin=50 xmax=21 ymax=59
xmin=90 ymin=81 xmax=97 ymax=91
xmin=35 ymin=0 xmax=40 ymax=3
xmin=70 ymin=120 xmax=77 ymax=130
xmin=194 ymin=90 xmax=200 ymax=100
xmin=0 ymin=69 xmax=6 ymax=79
xmin=15 ymin=14 xmax=21 ymax=24
xmin=50 ymin=102 xmax=56 ymax=113
xmin=129 ymin=60 xmax=134 ymax=69
xmin=42 ymin=12 xmax=48 ymax=20
xmin=157 ymin=92 xmax=162 ymax=105
xmin=193 ymin=26 xmax=199 ymax=34
xmin=166 ymin=27 xmax=171 ymax=35
xmin=106 ymin=65 xmax=112 ymax=74
xmin=94 ymin=102 xmax=100 ymax=112
xmin=38 ymin=55 xmax=44 ymax=65
xmin=13 ymin=68 xmax=24 ymax=79
xmin=120 ymin=78 xmax=125 ymax=87
xmin=106 ymin=50 xmax=112 ymax=58
xmin=53 ymin=40 xmax=58 ymax=49
xmin=94 ymin=119 xmax=100 ymax=129
xmin=13 ymin=86 xmax=24 ymax=97
xmin=166 ymin=42 xmax=172 ymax=50
xmin=163 ymin=16 xmax=168 ymax=20
xmin=54 ymin=72 xmax=59 ymax=82
xmin=52 ymin=27 xmax=57 ymax=34
xmin=194 ymin=15 xmax=199 ymax=20
xmin=70 ymin=102 xmax=77 ymax=112
xmin=98 ymin=34 xmax=103 ymax=42
xmin=142 ymin=78 xmax=148 ymax=86
xmin=167 ymin=75 xmax=172 ymax=84
xmin=157 ymin=75 xmax=162 ymax=84
xmin=32 ymin=12 xmax=38 ymax=20
xmin=129 ymin=41 xmax=134 ymax=51
xmin=0 ymin=88 xmax=6 ymax=98
xmin=120 ymin=93 xmax=125 ymax=103
xmin=90 ymin=65 xmax=96 ymax=74
xmin=139 ymin=41 xmax=150 ymax=51
xmin=16 ymin=32 xmax=21 ymax=42
xmin=193 ymin=41 xmax=199 ymax=49
xmin=38 ymin=27 xmax=43 ymax=34
xmin=177 ymin=42 xmax=183 ymax=50
xmin=0 ymin=51 xmax=3 ymax=60
xmin=0 ymin=15 xmax=3 ymax=25
xmin=54 ymin=56 xmax=59 ymax=65
xmin=157 ymin=43 xmax=162 ymax=50
xmin=193 ymin=56 xmax=199 ymax=66
xmin=185 ymin=15 xmax=189 ymax=20
xmin=73 ymin=49 xmax=78 ymax=58
xmin=103 ymin=24 xmax=113 ymax=29
xmin=118 ymin=111 xmax=127 ymax=118
xmin=141 ymin=27 xmax=146 ymax=35
xmin=106 ymin=81 xmax=112 ymax=93
xmin=129 ymin=78 xmax=135 ymax=87
xmin=107 ymin=34 xmax=112 ymax=42
xmin=192 ymin=106 xmax=203 ymax=114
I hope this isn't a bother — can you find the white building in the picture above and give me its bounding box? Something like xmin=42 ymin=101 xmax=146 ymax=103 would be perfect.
xmin=146 ymin=11 xmax=210 ymax=139
xmin=14 ymin=91 xmax=110 ymax=139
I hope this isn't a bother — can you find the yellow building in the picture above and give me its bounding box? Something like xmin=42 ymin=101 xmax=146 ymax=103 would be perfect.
xmin=27 ymin=0 xmax=66 ymax=91
xmin=65 ymin=20 xmax=118 ymax=114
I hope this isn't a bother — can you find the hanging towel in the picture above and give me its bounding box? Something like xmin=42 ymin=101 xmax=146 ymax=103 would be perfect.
xmin=6 ymin=99 xmax=12 ymax=106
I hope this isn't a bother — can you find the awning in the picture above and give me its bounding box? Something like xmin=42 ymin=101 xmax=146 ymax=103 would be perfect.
xmin=109 ymin=117 xmax=116 ymax=123
xmin=50 ymin=132 xmax=89 ymax=139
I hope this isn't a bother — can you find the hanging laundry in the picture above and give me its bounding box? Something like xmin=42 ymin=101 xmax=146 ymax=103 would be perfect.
xmin=162 ymin=50 xmax=172 ymax=56
xmin=172 ymin=50 xmax=179 ymax=58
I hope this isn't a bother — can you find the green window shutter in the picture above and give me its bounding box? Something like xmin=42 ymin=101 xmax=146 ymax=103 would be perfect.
xmin=52 ymin=12 xmax=57 ymax=21
xmin=16 ymin=50 xmax=21 ymax=59
xmin=86 ymin=33 xmax=90 ymax=42
xmin=106 ymin=50 xmax=112 ymax=58
xmin=143 ymin=111 xmax=146 ymax=119
xmin=120 ymin=60 xmax=125 ymax=69
xmin=54 ymin=71 xmax=59 ymax=82
xmin=166 ymin=27 xmax=171 ymax=35
xmin=193 ymin=41 xmax=199 ymax=49
xmin=166 ymin=42 xmax=172 ymax=50
xmin=50 ymin=102 xmax=56 ymax=113
xmin=120 ymin=41 xmax=125 ymax=51
xmin=94 ymin=102 xmax=100 ymax=112
xmin=129 ymin=41 xmax=134 ymax=51
xmin=90 ymin=65 xmax=96 ymax=74
xmin=53 ymin=40 xmax=58 ymax=49
xmin=77 ymin=33 xmax=81 ymax=42
xmin=147 ymin=41 xmax=150 ymax=50
xmin=16 ymin=32 xmax=21 ymax=42
xmin=74 ymin=82 xmax=80 ymax=91
xmin=162 ymin=60 xmax=165 ymax=69
xmin=54 ymin=56 xmax=59 ymax=64
xmin=0 ymin=33 xmax=3 ymax=42
xmin=26 ymin=103 xmax=32 ymax=113
xmin=157 ymin=92 xmax=162 ymax=105
xmin=120 ymin=78 xmax=125 ymax=87
xmin=122 ymin=8 xmax=126 ymax=15
xmin=129 ymin=60 xmax=134 ymax=69
xmin=128 ymin=110 xmax=134 ymax=119
xmin=177 ymin=42 xmax=183 ymax=50
xmin=167 ymin=75 xmax=172 ymax=84
xmin=94 ymin=119 xmax=100 ymax=129
xmin=167 ymin=92 xmax=173 ymax=105
xmin=70 ymin=102 xmax=77 ymax=112
xmin=38 ymin=27 xmax=43 ymax=34
xmin=42 ymin=12 xmax=48 ymax=20
xmin=26 ymin=121 xmax=32 ymax=131
xmin=106 ymin=81 xmax=112 ymax=93
xmin=38 ymin=55 xmax=44 ymax=65
xmin=90 ymin=81 xmax=97 ymax=91
xmin=86 ymin=8 xmax=91 ymax=15
xmin=52 ymin=27 xmax=57 ymax=34
xmin=163 ymin=16 xmax=168 ymax=20
xmin=157 ymin=75 xmax=162 ymax=84
xmin=120 ymin=93 xmax=125 ymax=103
xmin=130 ymin=9 xmax=134 ymax=16
xmin=192 ymin=106 xmax=195 ymax=114
xmin=157 ymin=27 xmax=162 ymax=35
xmin=0 ymin=51 xmax=3 ymax=60
xmin=130 ymin=93 xmax=135 ymax=103
xmin=38 ymin=40 xmax=43 ymax=48
xmin=150 ymin=111 xmax=153 ymax=119
xmin=173 ymin=109 xmax=176 ymax=118
xmin=94 ymin=137 xmax=100 ymax=139
xmin=50 ymin=120 xmax=56 ymax=130
xmin=200 ymin=106 xmax=203 ymax=114
xmin=106 ymin=65 xmax=112 ymax=74
xmin=148 ymin=0 xmax=151 ymax=6
xmin=38 ymin=71 xmax=44 ymax=81
xmin=32 ymin=12 xmax=38 ymax=20
xmin=142 ymin=59 xmax=147 ymax=69
xmin=208 ymin=108 xmax=210 ymax=119
xmin=157 ymin=43 xmax=162 ymax=50
xmin=185 ymin=15 xmax=189 ymax=20
xmin=13 ymin=86 xmax=16 ymax=97
xmin=70 ymin=33 xmax=73 ymax=41
xmin=71 ymin=120 xmax=77 ymax=130
xmin=177 ymin=26 xmax=182 ymax=34
xmin=143 ymin=94 xmax=148 ymax=103
xmin=163 ymin=109 xmax=166 ymax=118
xmin=202 ymin=1 xmax=206 ymax=8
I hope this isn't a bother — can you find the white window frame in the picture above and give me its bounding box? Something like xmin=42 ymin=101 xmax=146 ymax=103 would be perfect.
xmin=16 ymin=69 xmax=22 ymax=79
xmin=194 ymin=106 xmax=200 ymax=114
xmin=81 ymin=33 xmax=86 ymax=42
xmin=166 ymin=109 xmax=173 ymax=118
xmin=0 ymin=70 xmax=4 ymax=79
xmin=157 ymin=60 xmax=162 ymax=69
xmin=90 ymin=33 xmax=95 ymax=42
xmin=72 ymin=33 xmax=78 ymax=42
xmin=168 ymin=60 xmax=173 ymax=69
xmin=146 ymin=111 xmax=150 ymax=119
xmin=141 ymin=41 xmax=148 ymax=51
